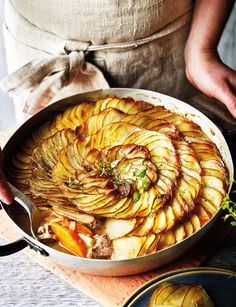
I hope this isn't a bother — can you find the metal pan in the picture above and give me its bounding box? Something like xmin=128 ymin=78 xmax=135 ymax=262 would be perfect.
xmin=0 ymin=88 xmax=234 ymax=276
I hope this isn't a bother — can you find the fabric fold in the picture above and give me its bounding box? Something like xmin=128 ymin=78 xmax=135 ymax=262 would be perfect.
xmin=0 ymin=50 xmax=109 ymax=114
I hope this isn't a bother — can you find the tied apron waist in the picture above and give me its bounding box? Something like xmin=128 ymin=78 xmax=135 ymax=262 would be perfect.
xmin=0 ymin=1 xmax=191 ymax=114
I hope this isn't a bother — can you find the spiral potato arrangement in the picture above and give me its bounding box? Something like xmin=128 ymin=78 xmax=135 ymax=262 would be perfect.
xmin=8 ymin=97 xmax=228 ymax=259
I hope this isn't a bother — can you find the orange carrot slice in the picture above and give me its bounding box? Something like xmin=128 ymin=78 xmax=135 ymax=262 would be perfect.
xmin=75 ymin=223 xmax=93 ymax=236
xmin=50 ymin=222 xmax=87 ymax=257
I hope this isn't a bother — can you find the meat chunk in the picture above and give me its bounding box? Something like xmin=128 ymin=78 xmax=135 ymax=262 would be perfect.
xmin=87 ymin=234 xmax=113 ymax=259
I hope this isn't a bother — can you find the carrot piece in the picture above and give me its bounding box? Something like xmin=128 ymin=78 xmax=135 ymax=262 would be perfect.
xmin=75 ymin=224 xmax=93 ymax=236
xmin=58 ymin=219 xmax=70 ymax=228
xmin=58 ymin=219 xmax=93 ymax=236
xmin=50 ymin=222 xmax=87 ymax=257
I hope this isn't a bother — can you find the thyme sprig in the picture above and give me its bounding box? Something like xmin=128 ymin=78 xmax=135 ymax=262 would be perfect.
xmin=98 ymin=159 xmax=151 ymax=202
xmin=222 ymin=177 xmax=236 ymax=226
xmin=98 ymin=159 xmax=113 ymax=176
xmin=222 ymin=191 xmax=236 ymax=226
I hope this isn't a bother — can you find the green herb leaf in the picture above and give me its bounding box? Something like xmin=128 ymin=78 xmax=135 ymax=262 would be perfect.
xmin=226 ymin=178 xmax=236 ymax=185
xmin=65 ymin=180 xmax=76 ymax=187
xmin=133 ymin=191 xmax=140 ymax=203
xmin=98 ymin=159 xmax=113 ymax=176
xmin=133 ymin=168 xmax=147 ymax=178
xmin=142 ymin=180 xmax=150 ymax=189
xmin=222 ymin=192 xmax=236 ymax=226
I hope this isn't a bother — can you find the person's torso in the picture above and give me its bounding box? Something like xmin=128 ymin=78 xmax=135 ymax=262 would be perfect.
xmin=11 ymin=0 xmax=193 ymax=43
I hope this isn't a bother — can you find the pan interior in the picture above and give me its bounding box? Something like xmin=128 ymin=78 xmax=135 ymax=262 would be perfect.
xmin=3 ymin=201 xmax=31 ymax=236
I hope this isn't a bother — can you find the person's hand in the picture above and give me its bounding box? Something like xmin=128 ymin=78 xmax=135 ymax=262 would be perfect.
xmin=185 ymin=48 xmax=236 ymax=118
xmin=0 ymin=148 xmax=13 ymax=204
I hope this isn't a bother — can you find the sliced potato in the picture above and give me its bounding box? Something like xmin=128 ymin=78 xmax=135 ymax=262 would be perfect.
xmin=148 ymin=282 xmax=178 ymax=306
xmin=146 ymin=234 xmax=161 ymax=254
xmin=156 ymin=230 xmax=176 ymax=250
xmin=112 ymin=236 xmax=146 ymax=260
xmin=165 ymin=284 xmax=192 ymax=305
xmin=188 ymin=213 xmax=202 ymax=231
xmin=153 ymin=210 xmax=167 ymax=234
xmin=129 ymin=214 xmax=155 ymax=236
xmin=148 ymin=282 xmax=215 ymax=307
xmin=202 ymin=175 xmax=226 ymax=195
xmin=196 ymin=197 xmax=218 ymax=216
xmin=93 ymin=97 xmax=153 ymax=115
xmin=50 ymin=102 xmax=94 ymax=131
xmin=105 ymin=218 xmax=137 ymax=239
xmin=112 ymin=195 xmax=144 ymax=219
xmin=93 ymin=198 xmax=133 ymax=217
xmin=183 ymin=285 xmax=215 ymax=307
xmin=51 ymin=206 xmax=95 ymax=224
xmin=173 ymin=224 xmax=186 ymax=243
xmin=138 ymin=233 xmax=156 ymax=256
xmin=193 ymin=206 xmax=211 ymax=225
xmin=88 ymin=122 xmax=141 ymax=149
xmin=199 ymin=187 xmax=224 ymax=208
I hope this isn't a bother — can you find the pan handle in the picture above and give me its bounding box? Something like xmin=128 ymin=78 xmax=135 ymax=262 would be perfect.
xmin=0 ymin=238 xmax=49 ymax=257
xmin=0 ymin=239 xmax=28 ymax=256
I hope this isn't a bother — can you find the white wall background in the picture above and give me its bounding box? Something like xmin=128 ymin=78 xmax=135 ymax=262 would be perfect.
xmin=0 ymin=0 xmax=16 ymax=132
xmin=0 ymin=1 xmax=235 ymax=132
xmin=218 ymin=3 xmax=236 ymax=70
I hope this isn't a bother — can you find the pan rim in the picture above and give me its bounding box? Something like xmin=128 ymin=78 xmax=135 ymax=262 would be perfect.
xmin=2 ymin=87 xmax=234 ymax=264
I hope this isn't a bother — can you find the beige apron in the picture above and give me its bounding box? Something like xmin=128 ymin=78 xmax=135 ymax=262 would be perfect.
xmin=1 ymin=0 xmax=195 ymax=125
